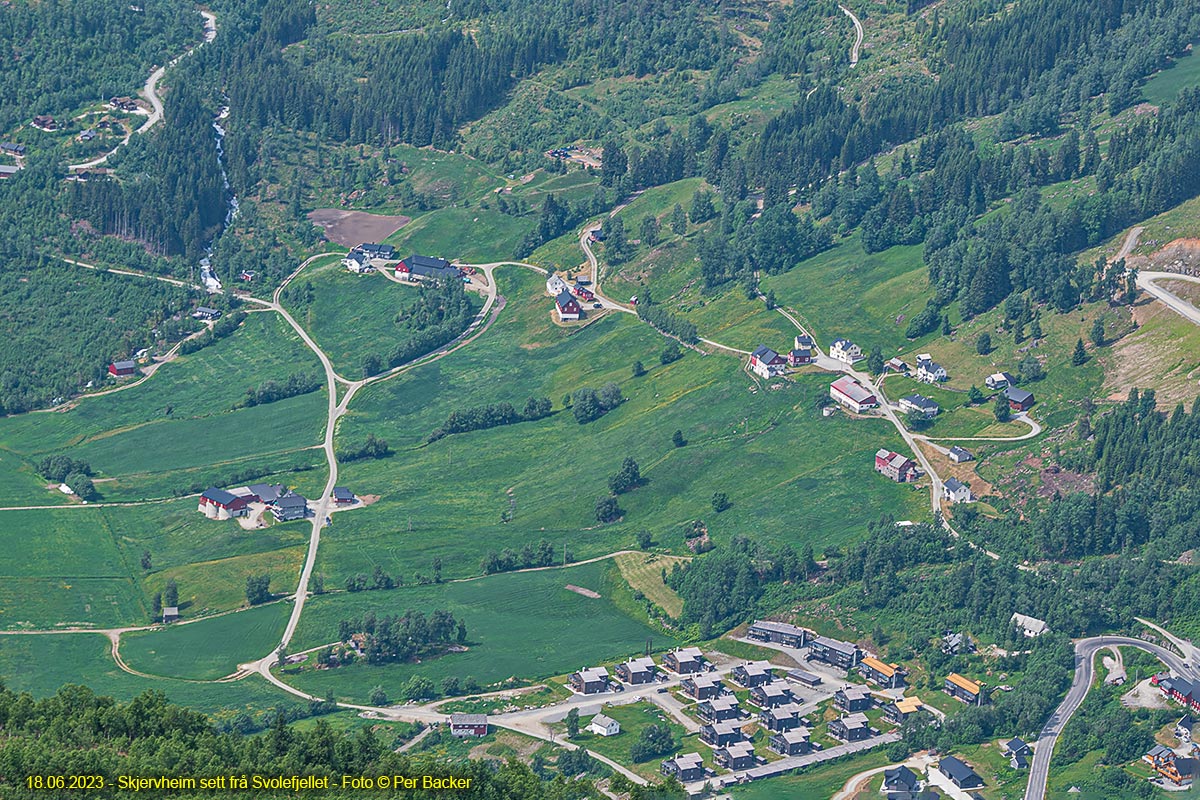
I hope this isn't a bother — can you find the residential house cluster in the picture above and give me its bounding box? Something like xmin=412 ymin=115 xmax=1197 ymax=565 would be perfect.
xmin=195 ymin=482 xmax=341 ymax=523
xmin=746 ymin=620 xmax=864 ymax=671
xmin=791 ymin=334 xmax=814 ymax=365
xmin=749 ymin=345 xmax=787 ymax=379
xmin=343 ymin=242 xmax=395 ymax=273
xmin=109 ymin=96 xmax=140 ymax=112
xmin=1144 ymin=744 xmax=1199 ymax=786
xmin=32 ymin=115 xmax=58 ymax=132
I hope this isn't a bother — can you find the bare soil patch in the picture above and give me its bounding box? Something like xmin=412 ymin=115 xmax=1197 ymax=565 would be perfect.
xmin=1127 ymin=237 xmax=1200 ymax=274
xmin=1037 ymin=463 xmax=1095 ymax=499
xmin=565 ymin=584 xmax=600 ymax=599
xmin=1106 ymin=301 xmax=1200 ymax=406
xmin=359 ymin=494 xmax=381 ymax=506
xmin=307 ymin=209 xmax=410 ymax=247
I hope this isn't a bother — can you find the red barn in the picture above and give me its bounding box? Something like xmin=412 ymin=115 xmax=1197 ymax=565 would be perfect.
xmin=108 ymin=360 xmax=137 ymax=377
xmin=1005 ymin=386 xmax=1035 ymax=412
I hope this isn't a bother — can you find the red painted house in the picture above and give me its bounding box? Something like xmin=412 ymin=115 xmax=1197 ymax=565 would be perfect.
xmin=448 ymin=713 xmax=489 ymax=737
xmin=875 ymin=449 xmax=917 ymax=482
xmin=555 ymin=290 xmax=583 ymax=321
xmin=108 ymin=360 xmax=137 ymax=377
xmin=572 ymin=285 xmax=595 ymax=301
xmin=1005 ymin=386 xmax=1035 ymax=412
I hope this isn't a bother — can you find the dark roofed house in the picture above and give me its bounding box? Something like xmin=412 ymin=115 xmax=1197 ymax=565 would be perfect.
xmin=834 ymin=686 xmax=873 ymax=712
xmin=732 ymin=661 xmax=774 ymax=688
xmin=750 ymin=682 xmax=792 ymax=708
xmin=448 ymin=713 xmax=488 ymax=737
xmin=555 ymin=289 xmax=583 ymax=321
xmin=664 ymin=647 xmax=705 ymax=674
xmin=1002 ymin=737 xmax=1032 ymax=769
xmin=808 ymin=636 xmax=860 ymax=670
xmin=615 ymin=656 xmax=656 ymax=685
xmin=569 ymin=666 xmax=610 ymax=694
xmin=749 ymin=345 xmax=787 ymax=379
xmin=828 ymin=713 xmax=871 ymax=742
xmin=682 ymin=674 xmax=724 ymax=701
xmin=748 ymin=620 xmax=808 ymax=648
xmin=192 ymin=306 xmax=222 ymax=321
xmin=109 ymin=360 xmax=138 ymax=377
xmin=357 ymin=243 xmax=395 ymax=260
xmin=714 ymin=741 xmax=755 ymax=771
xmin=882 ymin=765 xmax=921 ymax=796
xmin=789 ymin=347 xmax=812 ymax=366
xmin=899 ymin=394 xmax=940 ymax=418
xmin=786 ymin=669 xmax=822 ymax=688
xmin=397 ymin=254 xmax=459 ymax=282
xmin=79 ymin=129 xmax=98 ymax=142
xmin=1005 ymin=385 xmax=1035 ymax=412
xmin=272 ymin=492 xmax=309 ymax=522
xmin=198 ymin=487 xmax=250 ymax=520
xmin=32 ymin=115 xmax=58 ymax=131
xmin=769 ymin=727 xmax=811 ymax=756
xmin=699 ymin=720 xmax=742 ymax=747
xmin=948 ymin=446 xmax=974 ymax=464
xmin=697 ymin=695 xmax=740 ymax=722
xmin=332 ymin=487 xmax=357 ymax=505
xmin=660 ymin=753 xmax=704 ymax=783
xmin=1 ymin=142 xmax=26 ymax=156
xmin=937 ymin=756 xmax=983 ymax=789
xmin=758 ymin=702 xmax=804 ymax=732
xmin=162 ymin=606 xmax=180 ymax=623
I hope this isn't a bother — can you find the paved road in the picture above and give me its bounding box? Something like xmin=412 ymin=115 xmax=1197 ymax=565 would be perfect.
xmin=839 ymin=4 xmax=864 ymax=66
xmin=1024 ymin=635 xmax=1195 ymax=800
xmin=1138 ymin=271 xmax=1200 ymax=325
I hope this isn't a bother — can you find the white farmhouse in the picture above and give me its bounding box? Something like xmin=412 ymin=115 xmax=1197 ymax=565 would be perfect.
xmin=588 ymin=714 xmax=621 ymax=737
xmin=829 ymin=338 xmax=863 ymax=364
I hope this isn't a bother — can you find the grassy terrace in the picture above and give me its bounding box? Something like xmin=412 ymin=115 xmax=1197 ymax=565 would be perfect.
xmin=121 ymin=603 xmax=290 ymax=681
xmin=282 ymin=560 xmax=679 ymax=703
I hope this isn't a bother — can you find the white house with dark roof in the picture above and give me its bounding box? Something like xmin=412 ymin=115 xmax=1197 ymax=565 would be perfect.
xmin=986 ymin=371 xmax=1016 ymax=390
xmin=899 ymin=394 xmax=939 ymax=418
xmin=916 ymin=357 xmax=948 ymax=383
xmin=588 ymin=713 xmax=620 ymax=737
xmin=829 ymin=338 xmax=863 ymax=364
xmin=947 ymin=446 xmax=973 ymax=464
xmin=272 ymin=492 xmax=310 ymax=522
xmin=943 ymin=478 xmax=973 ymax=504
xmin=749 ymin=345 xmax=787 ymax=378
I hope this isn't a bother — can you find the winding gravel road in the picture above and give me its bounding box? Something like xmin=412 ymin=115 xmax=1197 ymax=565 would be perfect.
xmin=839 ymin=4 xmax=864 ymax=66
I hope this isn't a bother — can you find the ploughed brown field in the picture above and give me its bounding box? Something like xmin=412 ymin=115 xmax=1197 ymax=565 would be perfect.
xmin=307 ymin=208 xmax=410 ymax=247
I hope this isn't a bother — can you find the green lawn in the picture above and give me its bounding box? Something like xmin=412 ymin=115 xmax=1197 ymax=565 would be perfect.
xmin=570 ymin=702 xmax=687 ymax=780
xmin=728 ymin=748 xmax=892 ymax=798
xmin=281 ymin=255 xmax=459 ymax=375
xmin=282 ymin=560 xmax=679 ymax=702
xmin=120 ymin=602 xmax=289 ymax=680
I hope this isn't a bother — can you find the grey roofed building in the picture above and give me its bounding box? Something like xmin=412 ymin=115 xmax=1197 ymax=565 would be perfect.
xmin=273 ymin=492 xmax=309 ymax=521
xmin=332 ymin=486 xmax=356 ymax=503
xmin=899 ymin=394 xmax=940 ymax=416
xmin=1 ymin=142 xmax=26 ymax=155
xmin=402 ymin=253 xmax=458 ymax=280
xmin=661 ymin=752 xmax=704 ymax=782
xmin=942 ymin=631 xmax=975 ymax=655
xmin=748 ymin=619 xmax=808 ymax=647
xmin=948 ymin=446 xmax=974 ymax=463
xmin=1005 ymin=385 xmax=1035 ymax=406
xmin=786 ymin=669 xmax=822 ymax=687
xmin=248 ymin=483 xmax=286 ymax=504
xmin=938 ymin=756 xmax=983 ymax=789
xmin=357 ymin=243 xmax=395 ymax=259
xmin=883 ymin=765 xmax=921 ymax=794
xmin=0 ymin=164 xmax=21 ymax=176
xmin=112 ymin=359 xmax=137 ymax=371
xmin=162 ymin=606 xmax=179 ymax=623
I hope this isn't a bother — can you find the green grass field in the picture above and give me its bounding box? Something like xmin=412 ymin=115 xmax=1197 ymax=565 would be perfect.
xmin=0 ymin=312 xmax=326 ymax=500
xmin=0 ymin=632 xmax=298 ymax=713
xmin=283 ymin=560 xmax=678 ymax=702
xmin=385 ymin=206 xmax=530 ymax=263
xmin=281 ymin=255 xmax=443 ymax=374
xmin=316 ymin=267 xmax=926 ymax=586
xmin=728 ymin=748 xmax=891 ymax=798
xmin=762 ymin=235 xmax=934 ymax=356
xmin=1142 ymin=45 xmax=1200 ymax=107
xmin=121 ymin=602 xmax=289 ymax=680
